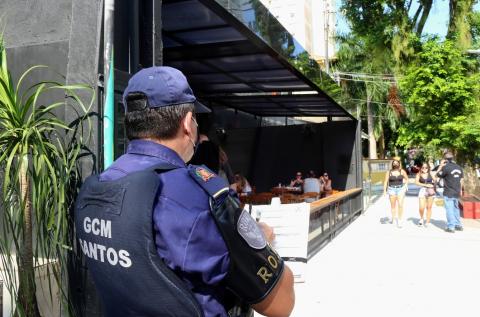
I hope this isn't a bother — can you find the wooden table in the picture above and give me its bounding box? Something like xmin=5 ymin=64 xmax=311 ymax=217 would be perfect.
xmin=271 ymin=186 xmax=302 ymax=196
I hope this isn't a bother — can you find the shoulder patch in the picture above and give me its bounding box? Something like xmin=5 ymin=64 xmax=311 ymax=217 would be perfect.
xmin=195 ymin=167 xmax=215 ymax=182
xmin=187 ymin=164 xmax=229 ymax=199
xmin=237 ymin=209 xmax=266 ymax=250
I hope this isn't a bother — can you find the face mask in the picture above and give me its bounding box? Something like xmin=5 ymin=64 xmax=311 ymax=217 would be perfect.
xmin=188 ymin=117 xmax=199 ymax=158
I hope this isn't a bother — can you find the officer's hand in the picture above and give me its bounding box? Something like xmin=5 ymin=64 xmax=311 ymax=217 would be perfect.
xmin=258 ymin=222 xmax=275 ymax=244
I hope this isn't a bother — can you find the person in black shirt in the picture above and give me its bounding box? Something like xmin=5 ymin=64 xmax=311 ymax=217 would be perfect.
xmin=436 ymin=152 xmax=464 ymax=233
xmin=383 ymin=159 xmax=409 ymax=228
xmin=189 ymin=122 xmax=220 ymax=174
xmin=290 ymin=172 xmax=304 ymax=189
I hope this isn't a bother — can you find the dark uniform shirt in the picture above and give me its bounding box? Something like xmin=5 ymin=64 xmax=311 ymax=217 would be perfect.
xmin=100 ymin=139 xmax=230 ymax=317
xmin=436 ymin=162 xmax=464 ymax=198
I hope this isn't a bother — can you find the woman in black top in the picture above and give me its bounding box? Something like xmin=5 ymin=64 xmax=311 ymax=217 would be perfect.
xmin=415 ymin=163 xmax=437 ymax=227
xmin=383 ymin=159 xmax=409 ymax=228
xmin=290 ymin=172 xmax=304 ymax=189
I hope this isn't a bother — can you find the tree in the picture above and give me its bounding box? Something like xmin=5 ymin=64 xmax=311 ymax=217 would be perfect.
xmin=339 ymin=1 xmax=480 ymax=160
xmin=447 ymin=0 xmax=478 ymax=49
xmin=469 ymin=10 xmax=480 ymax=47
xmin=335 ymin=34 xmax=401 ymax=158
xmin=340 ymin=0 xmax=430 ymax=66
xmin=398 ymin=39 xmax=480 ymax=160
xmin=341 ymin=0 xmax=479 ymax=65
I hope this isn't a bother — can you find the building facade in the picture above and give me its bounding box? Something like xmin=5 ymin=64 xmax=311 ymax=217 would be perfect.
xmin=259 ymin=0 xmax=336 ymax=69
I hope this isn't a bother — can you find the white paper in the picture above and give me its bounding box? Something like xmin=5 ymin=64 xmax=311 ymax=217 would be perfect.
xmin=246 ymin=202 xmax=310 ymax=282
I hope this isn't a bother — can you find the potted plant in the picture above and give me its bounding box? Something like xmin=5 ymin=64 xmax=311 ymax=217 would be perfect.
xmin=0 ymin=37 xmax=93 ymax=316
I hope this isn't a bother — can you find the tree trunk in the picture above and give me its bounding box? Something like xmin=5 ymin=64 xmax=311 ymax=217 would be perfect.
xmin=447 ymin=0 xmax=474 ymax=49
xmin=378 ymin=130 xmax=385 ymax=159
xmin=416 ymin=0 xmax=433 ymax=36
xmin=17 ymin=155 xmax=41 ymax=317
xmin=366 ymin=96 xmax=378 ymax=159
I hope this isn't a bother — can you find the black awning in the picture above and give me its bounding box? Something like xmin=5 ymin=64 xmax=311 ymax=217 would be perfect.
xmin=162 ymin=0 xmax=353 ymax=119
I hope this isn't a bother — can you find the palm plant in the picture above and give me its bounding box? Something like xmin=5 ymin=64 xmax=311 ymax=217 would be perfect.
xmin=335 ymin=33 xmax=400 ymax=159
xmin=0 ymin=38 xmax=93 ymax=316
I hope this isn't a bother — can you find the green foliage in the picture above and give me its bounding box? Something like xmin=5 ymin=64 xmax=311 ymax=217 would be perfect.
xmin=335 ymin=33 xmax=401 ymax=155
xmin=398 ymin=39 xmax=480 ymax=160
xmin=469 ymin=10 xmax=480 ymax=48
xmin=339 ymin=1 xmax=480 ymax=161
xmin=340 ymin=0 xmax=430 ymax=67
xmin=0 ymin=37 xmax=93 ymax=316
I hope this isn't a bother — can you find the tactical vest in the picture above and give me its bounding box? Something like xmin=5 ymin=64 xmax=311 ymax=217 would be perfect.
xmin=74 ymin=163 xmax=203 ymax=317
xmin=75 ymin=163 xmax=284 ymax=317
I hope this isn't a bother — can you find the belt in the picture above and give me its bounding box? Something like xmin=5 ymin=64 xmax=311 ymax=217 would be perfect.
xmin=389 ymin=185 xmax=403 ymax=188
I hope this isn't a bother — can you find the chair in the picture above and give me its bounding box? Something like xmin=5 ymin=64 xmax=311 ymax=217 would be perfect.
xmin=271 ymin=187 xmax=287 ymax=196
xmin=302 ymin=192 xmax=319 ymax=203
xmin=280 ymin=193 xmax=303 ymax=204
xmin=249 ymin=192 xmax=274 ymax=205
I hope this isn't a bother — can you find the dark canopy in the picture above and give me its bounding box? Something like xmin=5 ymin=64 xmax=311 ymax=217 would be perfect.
xmin=162 ymin=0 xmax=353 ymax=118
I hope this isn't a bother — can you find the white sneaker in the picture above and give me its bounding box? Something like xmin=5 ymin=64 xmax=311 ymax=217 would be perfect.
xmin=397 ymin=219 xmax=403 ymax=228
xmin=418 ymin=219 xmax=424 ymax=226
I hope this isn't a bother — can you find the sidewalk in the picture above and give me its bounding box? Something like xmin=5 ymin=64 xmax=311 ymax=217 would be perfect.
xmin=289 ymin=195 xmax=480 ymax=317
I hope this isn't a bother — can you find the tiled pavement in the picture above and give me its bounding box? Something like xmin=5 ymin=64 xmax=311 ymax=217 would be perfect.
xmin=283 ymin=195 xmax=480 ymax=317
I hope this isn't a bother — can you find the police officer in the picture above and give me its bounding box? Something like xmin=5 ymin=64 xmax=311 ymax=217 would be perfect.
xmin=77 ymin=66 xmax=295 ymax=317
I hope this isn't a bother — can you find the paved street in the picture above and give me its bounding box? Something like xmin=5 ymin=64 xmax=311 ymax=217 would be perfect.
xmin=289 ymin=195 xmax=480 ymax=317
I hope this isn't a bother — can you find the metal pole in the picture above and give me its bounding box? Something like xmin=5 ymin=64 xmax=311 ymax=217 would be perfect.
xmin=104 ymin=0 xmax=115 ymax=169
xmin=324 ymin=0 xmax=330 ymax=75
xmin=129 ymin=0 xmax=140 ymax=74
xmin=152 ymin=0 xmax=156 ymax=66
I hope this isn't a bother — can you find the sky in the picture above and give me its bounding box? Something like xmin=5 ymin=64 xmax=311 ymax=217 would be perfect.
xmin=336 ymin=1 xmax=480 ymax=38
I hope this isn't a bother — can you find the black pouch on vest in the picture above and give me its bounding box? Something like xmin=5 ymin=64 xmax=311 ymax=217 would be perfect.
xmin=74 ymin=163 xmax=203 ymax=317
xmin=210 ymin=195 xmax=284 ymax=304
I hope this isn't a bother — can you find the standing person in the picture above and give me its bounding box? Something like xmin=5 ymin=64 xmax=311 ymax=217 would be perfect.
xmin=218 ymin=146 xmax=235 ymax=184
xmin=75 ymin=66 xmax=294 ymax=317
xmin=383 ymin=159 xmax=409 ymax=228
xmin=415 ymin=163 xmax=437 ymax=227
xmin=189 ymin=132 xmax=220 ymax=171
xmin=436 ymin=152 xmax=464 ymax=233
xmin=432 ymin=159 xmax=446 ymax=197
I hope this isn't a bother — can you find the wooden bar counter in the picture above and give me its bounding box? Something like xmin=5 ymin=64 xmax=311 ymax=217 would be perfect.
xmin=310 ymin=188 xmax=363 ymax=213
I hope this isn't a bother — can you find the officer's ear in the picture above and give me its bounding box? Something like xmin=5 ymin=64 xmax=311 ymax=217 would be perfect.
xmin=182 ymin=111 xmax=195 ymax=137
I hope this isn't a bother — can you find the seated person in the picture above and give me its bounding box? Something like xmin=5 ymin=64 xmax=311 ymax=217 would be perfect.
xmin=303 ymin=171 xmax=320 ymax=193
xmin=303 ymin=174 xmax=321 ymax=202
xmin=320 ymin=172 xmax=333 ymax=197
xmin=230 ymin=172 xmax=252 ymax=196
xmin=290 ymin=172 xmax=304 ymax=189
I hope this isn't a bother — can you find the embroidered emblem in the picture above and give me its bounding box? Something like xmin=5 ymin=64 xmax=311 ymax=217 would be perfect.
xmin=237 ymin=209 xmax=266 ymax=250
xmin=195 ymin=167 xmax=214 ymax=182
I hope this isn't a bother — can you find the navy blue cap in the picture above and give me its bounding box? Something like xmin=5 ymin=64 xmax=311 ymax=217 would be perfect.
xmin=123 ymin=66 xmax=210 ymax=113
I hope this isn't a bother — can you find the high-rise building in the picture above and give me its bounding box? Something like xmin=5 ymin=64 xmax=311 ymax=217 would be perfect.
xmin=259 ymin=0 xmax=336 ymax=70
